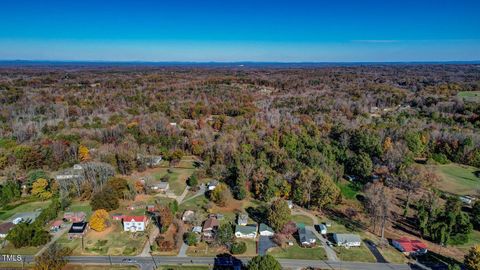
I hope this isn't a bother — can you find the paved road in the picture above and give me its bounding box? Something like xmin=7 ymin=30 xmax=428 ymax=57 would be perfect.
xmin=14 ymin=255 xmax=412 ymax=270
xmin=364 ymin=240 xmax=387 ymax=263
xmin=177 ymin=242 xmax=188 ymax=257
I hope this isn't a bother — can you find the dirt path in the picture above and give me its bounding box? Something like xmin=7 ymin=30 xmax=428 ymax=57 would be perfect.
xmin=138 ymin=226 xmax=159 ymax=257
xmin=35 ymin=226 xmax=69 ymax=256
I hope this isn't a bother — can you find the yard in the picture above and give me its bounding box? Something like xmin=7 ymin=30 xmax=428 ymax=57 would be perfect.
xmin=187 ymin=242 xmax=229 ymax=257
xmin=130 ymin=156 xmax=197 ymax=196
xmin=333 ymin=245 xmax=376 ymax=262
xmin=454 ymin=229 xmax=480 ymax=253
xmin=0 ymin=243 xmax=40 ymax=255
xmin=458 ymin=91 xmax=480 ymax=102
xmin=292 ymin=214 xmax=314 ymax=226
xmin=66 ymin=201 xmax=93 ymax=219
xmin=337 ymin=180 xmax=361 ymax=200
xmin=431 ymin=163 xmax=480 ymax=196
xmin=0 ymin=200 xmax=51 ymax=222
xmin=268 ymin=242 xmax=327 ymax=260
xmin=57 ymin=222 xmax=148 ymax=256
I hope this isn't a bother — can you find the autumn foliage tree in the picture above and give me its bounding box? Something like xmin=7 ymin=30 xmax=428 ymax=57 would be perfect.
xmin=267 ymin=199 xmax=291 ymax=232
xmin=89 ymin=209 xmax=110 ymax=232
xmin=31 ymin=178 xmax=52 ymax=199
xmin=78 ymin=145 xmax=91 ymax=161
xmin=464 ymin=245 xmax=480 ymax=270
xmin=210 ymin=182 xmax=231 ymax=207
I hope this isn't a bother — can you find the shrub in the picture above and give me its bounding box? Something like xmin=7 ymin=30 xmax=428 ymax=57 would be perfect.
xmin=230 ymin=241 xmax=247 ymax=254
xmin=184 ymin=232 xmax=198 ymax=246
xmin=432 ymin=153 xmax=450 ymax=164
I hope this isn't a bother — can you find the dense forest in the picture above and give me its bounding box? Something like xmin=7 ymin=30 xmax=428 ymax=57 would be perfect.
xmin=1 ymin=65 xmax=480 ymax=258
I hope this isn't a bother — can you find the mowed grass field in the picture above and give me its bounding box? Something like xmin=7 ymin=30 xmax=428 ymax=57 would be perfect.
xmin=269 ymin=242 xmax=327 ymax=260
xmin=458 ymin=91 xmax=480 ymax=102
xmin=0 ymin=200 xmax=51 ymax=222
xmin=431 ymin=163 xmax=480 ymax=195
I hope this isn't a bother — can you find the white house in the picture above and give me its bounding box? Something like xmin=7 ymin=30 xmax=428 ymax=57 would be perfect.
xmin=235 ymin=225 xmax=257 ymax=239
xmin=318 ymin=224 xmax=327 ymax=235
xmin=333 ymin=233 xmax=362 ymax=247
xmin=123 ymin=216 xmax=148 ymax=232
xmin=237 ymin=213 xmax=248 ymax=226
xmin=207 ymin=180 xmax=218 ymax=191
xmin=459 ymin=195 xmax=475 ymax=205
xmin=259 ymin=223 xmax=274 ymax=237
xmin=151 ymin=182 xmax=169 ymax=193
xmin=286 ymin=200 xmax=293 ymax=209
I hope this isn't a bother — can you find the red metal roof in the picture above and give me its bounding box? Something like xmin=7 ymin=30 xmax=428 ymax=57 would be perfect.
xmin=396 ymin=237 xmax=427 ymax=252
xmin=123 ymin=216 xmax=147 ymax=222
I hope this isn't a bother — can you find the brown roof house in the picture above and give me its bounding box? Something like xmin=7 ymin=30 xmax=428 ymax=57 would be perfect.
xmin=202 ymin=217 xmax=219 ymax=241
xmin=64 ymin=212 xmax=86 ymax=223
xmin=0 ymin=222 xmax=15 ymax=238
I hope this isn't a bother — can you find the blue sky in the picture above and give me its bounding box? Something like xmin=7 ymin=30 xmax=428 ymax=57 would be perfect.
xmin=0 ymin=0 xmax=479 ymax=62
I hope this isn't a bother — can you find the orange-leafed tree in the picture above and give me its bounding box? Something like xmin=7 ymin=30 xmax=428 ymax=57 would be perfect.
xmin=78 ymin=145 xmax=91 ymax=161
xmin=89 ymin=209 xmax=110 ymax=232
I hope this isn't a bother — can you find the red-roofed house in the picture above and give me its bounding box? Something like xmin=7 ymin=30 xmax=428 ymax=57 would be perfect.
xmin=392 ymin=238 xmax=428 ymax=255
xmin=122 ymin=216 xmax=149 ymax=232
xmin=50 ymin=220 xmax=64 ymax=232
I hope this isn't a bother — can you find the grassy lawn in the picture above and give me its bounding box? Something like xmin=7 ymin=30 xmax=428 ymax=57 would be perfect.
xmin=66 ymin=201 xmax=93 ymax=219
xmin=0 ymin=243 xmax=40 ymax=255
xmin=0 ymin=200 xmax=51 ymax=221
xmin=337 ymin=180 xmax=361 ymax=200
xmin=269 ymin=242 xmax=327 ymax=260
xmin=333 ymin=245 xmax=376 ymax=262
xmin=432 ymin=163 xmax=480 ymax=195
xmin=159 ymin=266 xmax=210 ymax=270
xmin=454 ymin=229 xmax=480 ymax=253
xmin=237 ymin=239 xmax=257 ymax=257
xmin=378 ymin=246 xmax=408 ymax=264
xmin=458 ymin=91 xmax=480 ymax=102
xmin=57 ymin=222 xmax=148 ymax=256
xmin=186 ymin=242 xmax=229 ymax=257
xmin=150 ymin=168 xmax=195 ymax=196
xmin=292 ymin=214 xmax=314 ymax=226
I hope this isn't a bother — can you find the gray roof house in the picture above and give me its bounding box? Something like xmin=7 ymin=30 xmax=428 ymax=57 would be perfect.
xmin=333 ymin=233 xmax=362 ymax=247
xmin=235 ymin=224 xmax=257 ymax=239
xmin=298 ymin=226 xmax=316 ymax=247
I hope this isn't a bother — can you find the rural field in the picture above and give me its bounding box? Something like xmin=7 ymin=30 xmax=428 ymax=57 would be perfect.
xmin=431 ymin=163 xmax=480 ymax=195
xmin=458 ymin=91 xmax=480 ymax=102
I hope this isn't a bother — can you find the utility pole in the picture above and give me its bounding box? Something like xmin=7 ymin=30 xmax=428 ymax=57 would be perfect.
xmin=109 ymin=255 xmax=113 ymax=266
xmin=150 ymin=253 xmax=158 ymax=269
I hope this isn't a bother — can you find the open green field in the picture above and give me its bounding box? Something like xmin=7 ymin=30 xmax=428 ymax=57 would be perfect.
xmin=269 ymin=242 xmax=327 ymax=260
xmin=333 ymin=245 xmax=376 ymax=262
xmin=454 ymin=229 xmax=480 ymax=253
xmin=0 ymin=243 xmax=40 ymax=255
xmin=431 ymin=163 xmax=480 ymax=195
xmin=57 ymin=222 xmax=147 ymax=256
xmin=0 ymin=200 xmax=51 ymax=221
xmin=66 ymin=200 xmax=93 ymax=218
xmin=292 ymin=214 xmax=314 ymax=226
xmin=458 ymin=91 xmax=480 ymax=102
xmin=337 ymin=180 xmax=361 ymax=200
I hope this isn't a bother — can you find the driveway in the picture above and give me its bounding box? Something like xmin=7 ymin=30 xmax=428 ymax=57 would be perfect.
xmin=364 ymin=240 xmax=387 ymax=263
xmin=258 ymin=236 xmax=277 ymax=255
